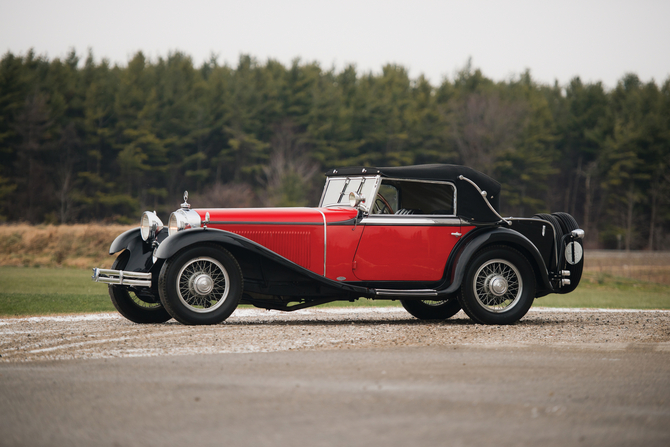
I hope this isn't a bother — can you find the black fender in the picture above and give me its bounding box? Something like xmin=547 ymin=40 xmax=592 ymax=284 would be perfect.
xmin=439 ymin=227 xmax=553 ymax=297
xmin=110 ymin=228 xmax=141 ymax=254
xmin=154 ymin=228 xmax=373 ymax=297
xmin=108 ymin=227 xmax=157 ymax=273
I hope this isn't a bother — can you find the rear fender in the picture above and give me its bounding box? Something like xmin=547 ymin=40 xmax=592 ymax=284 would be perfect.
xmin=444 ymin=227 xmax=553 ymax=295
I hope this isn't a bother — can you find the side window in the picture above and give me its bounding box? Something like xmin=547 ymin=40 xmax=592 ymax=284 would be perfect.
xmin=374 ymin=184 xmax=399 ymax=214
xmin=384 ymin=180 xmax=455 ymax=215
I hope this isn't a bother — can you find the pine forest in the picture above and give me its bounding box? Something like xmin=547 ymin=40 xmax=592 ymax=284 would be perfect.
xmin=0 ymin=49 xmax=669 ymax=250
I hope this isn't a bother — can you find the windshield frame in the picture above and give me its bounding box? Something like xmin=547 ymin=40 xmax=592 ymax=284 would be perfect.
xmin=318 ymin=175 xmax=382 ymax=209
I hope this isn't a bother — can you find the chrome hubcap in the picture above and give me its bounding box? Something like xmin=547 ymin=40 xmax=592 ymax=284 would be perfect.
xmin=473 ymin=259 xmax=523 ymax=313
xmin=191 ymin=273 xmax=214 ymax=295
xmin=488 ymin=275 xmax=508 ymax=296
xmin=177 ymin=257 xmax=230 ymax=313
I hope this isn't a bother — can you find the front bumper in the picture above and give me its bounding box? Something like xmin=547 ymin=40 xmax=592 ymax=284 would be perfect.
xmin=92 ymin=268 xmax=152 ymax=287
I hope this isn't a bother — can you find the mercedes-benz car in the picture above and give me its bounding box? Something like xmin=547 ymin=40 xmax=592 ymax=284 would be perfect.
xmin=93 ymin=164 xmax=584 ymax=325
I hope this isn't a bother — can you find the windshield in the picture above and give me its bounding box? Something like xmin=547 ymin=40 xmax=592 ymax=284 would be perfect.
xmin=319 ymin=176 xmax=380 ymax=207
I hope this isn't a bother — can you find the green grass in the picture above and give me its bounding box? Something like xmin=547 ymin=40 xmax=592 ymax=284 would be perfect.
xmin=0 ymin=266 xmax=115 ymax=316
xmin=534 ymin=272 xmax=670 ymax=310
xmin=0 ymin=267 xmax=668 ymax=317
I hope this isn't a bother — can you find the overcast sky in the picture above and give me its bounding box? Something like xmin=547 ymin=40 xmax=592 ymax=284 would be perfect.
xmin=1 ymin=0 xmax=669 ymax=89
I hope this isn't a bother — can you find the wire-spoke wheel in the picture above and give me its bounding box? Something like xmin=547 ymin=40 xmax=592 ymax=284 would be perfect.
xmin=177 ymin=257 xmax=230 ymax=313
xmin=458 ymin=246 xmax=535 ymax=325
xmin=159 ymin=244 xmax=242 ymax=325
xmin=401 ymin=298 xmax=461 ymax=320
xmin=472 ymin=259 xmax=522 ymax=313
xmin=108 ymin=250 xmax=171 ymax=324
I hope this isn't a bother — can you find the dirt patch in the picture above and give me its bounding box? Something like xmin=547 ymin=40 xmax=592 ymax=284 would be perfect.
xmin=2 ymin=308 xmax=669 ymax=363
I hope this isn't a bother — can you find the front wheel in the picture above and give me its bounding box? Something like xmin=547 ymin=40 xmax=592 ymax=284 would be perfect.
xmin=158 ymin=244 xmax=243 ymax=325
xmin=108 ymin=250 xmax=172 ymax=324
xmin=401 ymin=299 xmax=461 ymax=320
xmin=458 ymin=246 xmax=535 ymax=325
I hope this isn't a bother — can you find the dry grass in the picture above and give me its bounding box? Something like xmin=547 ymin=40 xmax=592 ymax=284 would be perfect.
xmin=0 ymin=224 xmax=134 ymax=269
xmin=585 ymin=250 xmax=670 ymax=285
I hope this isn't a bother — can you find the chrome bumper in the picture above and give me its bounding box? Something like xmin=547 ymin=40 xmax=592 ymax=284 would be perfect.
xmin=92 ymin=268 xmax=152 ymax=287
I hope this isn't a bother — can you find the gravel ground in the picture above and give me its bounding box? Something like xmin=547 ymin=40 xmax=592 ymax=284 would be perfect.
xmin=2 ymin=307 xmax=669 ymax=363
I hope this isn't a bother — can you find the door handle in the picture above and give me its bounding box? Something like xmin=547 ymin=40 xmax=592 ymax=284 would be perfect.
xmin=451 ymin=232 xmax=462 ymax=237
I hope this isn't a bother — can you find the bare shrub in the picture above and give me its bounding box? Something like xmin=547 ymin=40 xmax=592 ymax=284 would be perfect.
xmin=259 ymin=121 xmax=319 ymax=207
xmin=191 ymin=183 xmax=255 ymax=208
xmin=444 ymin=92 xmax=526 ymax=174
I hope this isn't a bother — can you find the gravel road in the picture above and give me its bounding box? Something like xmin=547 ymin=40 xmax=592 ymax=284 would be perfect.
xmin=2 ymin=307 xmax=669 ymax=362
xmin=2 ymin=307 xmax=670 ymax=447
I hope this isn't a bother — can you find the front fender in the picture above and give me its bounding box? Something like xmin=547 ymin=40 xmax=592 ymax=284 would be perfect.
xmin=108 ymin=227 xmax=155 ymax=273
xmin=441 ymin=227 xmax=553 ymax=296
xmin=110 ymin=228 xmax=141 ymax=254
xmin=154 ymin=228 xmax=247 ymax=259
xmin=154 ymin=228 xmax=373 ymax=297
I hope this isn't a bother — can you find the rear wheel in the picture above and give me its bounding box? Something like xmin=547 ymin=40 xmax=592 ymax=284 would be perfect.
xmin=401 ymin=299 xmax=461 ymax=320
xmin=108 ymin=250 xmax=171 ymax=324
xmin=458 ymin=246 xmax=535 ymax=325
xmin=158 ymin=244 xmax=242 ymax=325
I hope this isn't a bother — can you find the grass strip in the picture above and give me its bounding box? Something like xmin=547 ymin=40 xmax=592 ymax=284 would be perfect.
xmin=0 ymin=267 xmax=668 ymax=317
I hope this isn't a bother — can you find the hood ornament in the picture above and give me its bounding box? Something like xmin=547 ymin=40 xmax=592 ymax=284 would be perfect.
xmin=181 ymin=191 xmax=191 ymax=209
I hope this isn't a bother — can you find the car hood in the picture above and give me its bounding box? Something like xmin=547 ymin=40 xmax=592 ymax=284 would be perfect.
xmin=193 ymin=207 xmax=358 ymax=225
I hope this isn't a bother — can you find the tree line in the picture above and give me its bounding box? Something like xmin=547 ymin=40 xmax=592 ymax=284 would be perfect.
xmin=0 ymin=49 xmax=668 ymax=250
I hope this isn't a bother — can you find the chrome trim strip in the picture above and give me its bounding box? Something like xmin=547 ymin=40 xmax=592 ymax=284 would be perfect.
xmin=360 ymin=217 xmax=463 ymax=226
xmin=92 ymin=268 xmax=152 ymax=287
xmin=375 ymin=288 xmax=438 ymax=297
xmin=315 ymin=209 xmax=327 ymax=276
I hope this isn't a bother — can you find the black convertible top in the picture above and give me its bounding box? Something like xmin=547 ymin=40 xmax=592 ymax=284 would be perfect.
xmin=325 ymin=164 xmax=502 ymax=222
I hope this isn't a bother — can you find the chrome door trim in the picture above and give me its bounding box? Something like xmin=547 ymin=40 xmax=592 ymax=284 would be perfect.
xmin=360 ymin=216 xmax=465 ymax=226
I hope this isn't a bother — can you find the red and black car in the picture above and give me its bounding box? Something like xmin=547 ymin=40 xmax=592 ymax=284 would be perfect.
xmin=93 ymin=164 xmax=584 ymax=325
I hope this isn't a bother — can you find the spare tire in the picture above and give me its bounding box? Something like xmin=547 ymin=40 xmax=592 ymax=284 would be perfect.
xmin=552 ymin=212 xmax=579 ymax=234
xmin=534 ymin=213 xmax=564 ymax=242
xmin=535 ymin=212 xmax=583 ymax=294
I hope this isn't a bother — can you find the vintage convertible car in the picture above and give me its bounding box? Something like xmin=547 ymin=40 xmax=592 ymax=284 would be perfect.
xmin=93 ymin=164 xmax=584 ymax=325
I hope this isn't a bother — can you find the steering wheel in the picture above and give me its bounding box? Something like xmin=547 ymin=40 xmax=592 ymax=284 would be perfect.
xmin=373 ymin=194 xmax=394 ymax=214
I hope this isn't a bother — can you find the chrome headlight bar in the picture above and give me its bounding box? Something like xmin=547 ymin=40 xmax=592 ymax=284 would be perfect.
xmin=168 ymin=208 xmax=202 ymax=236
xmin=140 ymin=211 xmax=164 ymax=241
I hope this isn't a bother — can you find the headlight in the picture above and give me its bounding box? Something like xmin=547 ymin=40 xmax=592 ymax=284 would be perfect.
xmin=167 ymin=209 xmax=202 ymax=236
xmin=140 ymin=211 xmax=164 ymax=241
xmin=168 ymin=212 xmax=182 ymax=236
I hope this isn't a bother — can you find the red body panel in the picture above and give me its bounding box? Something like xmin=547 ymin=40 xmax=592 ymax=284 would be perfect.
xmin=353 ymin=225 xmax=459 ymax=281
xmin=324 ymin=224 xmax=365 ymax=281
xmin=193 ymin=206 xmax=475 ymax=283
xmin=194 ymin=207 xmax=358 ymax=276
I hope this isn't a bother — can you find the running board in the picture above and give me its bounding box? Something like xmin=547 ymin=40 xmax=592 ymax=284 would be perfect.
xmin=374 ymin=288 xmax=438 ymax=297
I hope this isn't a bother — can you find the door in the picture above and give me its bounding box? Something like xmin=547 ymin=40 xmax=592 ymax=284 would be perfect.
xmin=352 ymin=216 xmax=462 ymax=281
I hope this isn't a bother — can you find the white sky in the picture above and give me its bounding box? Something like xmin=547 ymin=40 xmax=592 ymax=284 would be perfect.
xmin=1 ymin=0 xmax=669 ymax=89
